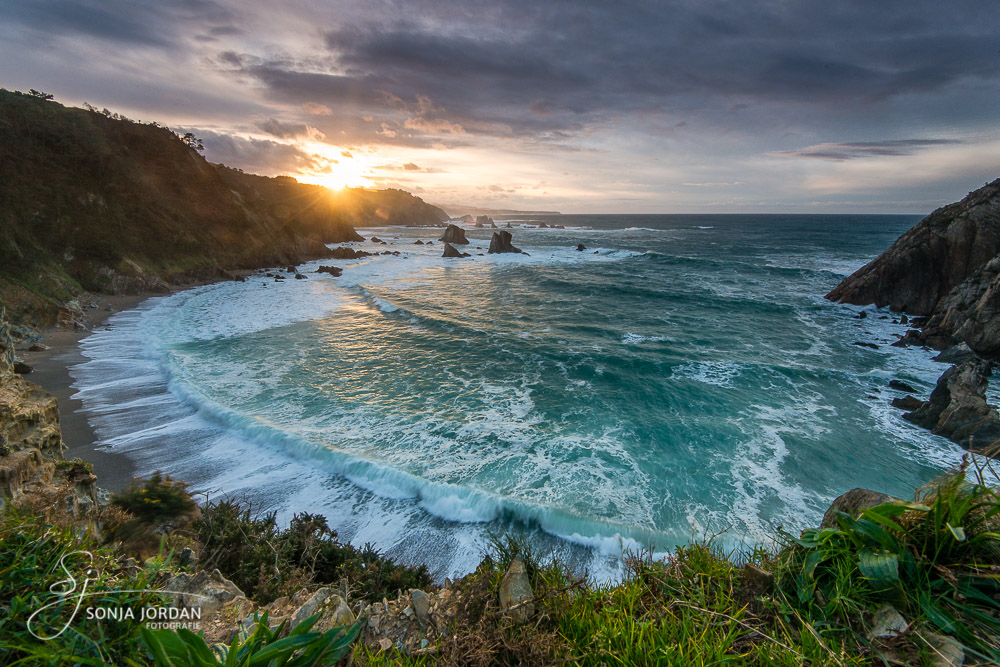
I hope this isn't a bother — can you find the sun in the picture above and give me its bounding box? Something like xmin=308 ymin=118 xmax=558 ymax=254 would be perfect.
xmin=296 ymin=150 xmax=373 ymax=190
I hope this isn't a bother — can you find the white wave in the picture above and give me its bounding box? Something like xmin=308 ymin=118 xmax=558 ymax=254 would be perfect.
xmin=621 ymin=333 xmax=667 ymax=345
xmin=671 ymin=361 xmax=742 ymax=388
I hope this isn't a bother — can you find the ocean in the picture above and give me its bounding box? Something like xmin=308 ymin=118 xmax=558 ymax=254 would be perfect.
xmin=69 ymin=215 xmax=969 ymax=581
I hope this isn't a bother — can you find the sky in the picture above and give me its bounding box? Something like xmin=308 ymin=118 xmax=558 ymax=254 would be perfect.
xmin=2 ymin=0 xmax=999 ymax=214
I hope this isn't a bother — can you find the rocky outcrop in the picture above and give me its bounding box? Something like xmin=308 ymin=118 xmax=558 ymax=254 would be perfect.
xmin=442 ymin=243 xmax=471 ymax=258
xmin=439 ymin=224 xmax=470 ymax=245
xmin=329 ymin=247 xmax=373 ymax=260
xmin=475 ymin=215 xmax=497 ymax=229
xmin=826 ymin=178 xmax=1000 ymax=359
xmin=820 ymin=488 xmax=901 ymax=529
xmin=499 ymin=558 xmax=534 ymax=623
xmin=488 ymin=231 xmax=523 ymax=254
xmin=903 ymin=359 xmax=1000 ymax=455
xmin=316 ymin=266 xmax=343 ymax=277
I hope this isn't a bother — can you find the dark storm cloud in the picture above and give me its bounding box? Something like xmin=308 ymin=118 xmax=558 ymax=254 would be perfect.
xmin=774 ymin=139 xmax=964 ymax=161
xmin=221 ymin=0 xmax=997 ymax=145
xmin=255 ymin=118 xmax=317 ymax=139
xmin=195 ymin=129 xmax=319 ymax=175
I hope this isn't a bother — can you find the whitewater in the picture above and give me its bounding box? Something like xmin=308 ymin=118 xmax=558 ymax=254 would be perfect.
xmin=69 ymin=215 xmax=968 ymax=581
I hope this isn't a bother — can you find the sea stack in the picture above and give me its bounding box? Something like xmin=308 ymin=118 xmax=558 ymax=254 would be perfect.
xmin=440 ymin=224 xmax=470 ymax=245
xmin=442 ymin=243 xmax=470 ymax=258
xmin=488 ymin=231 xmax=523 ymax=254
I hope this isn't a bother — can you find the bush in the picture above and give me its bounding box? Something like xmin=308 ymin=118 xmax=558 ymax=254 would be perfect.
xmin=194 ymin=499 xmax=432 ymax=605
xmin=111 ymin=471 xmax=196 ymax=525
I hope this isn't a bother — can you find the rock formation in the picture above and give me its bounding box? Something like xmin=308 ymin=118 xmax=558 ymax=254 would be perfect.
xmin=820 ymin=488 xmax=901 ymax=529
xmin=826 ymin=178 xmax=1000 ymax=358
xmin=329 ymin=247 xmax=373 ymax=260
xmin=902 ymin=358 xmax=1000 ymax=455
xmin=442 ymin=243 xmax=471 ymax=258
xmin=488 ymin=231 xmax=523 ymax=254
xmin=439 ymin=224 xmax=470 ymax=245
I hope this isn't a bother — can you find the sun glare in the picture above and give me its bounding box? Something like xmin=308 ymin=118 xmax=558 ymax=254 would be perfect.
xmin=296 ymin=149 xmax=373 ymax=191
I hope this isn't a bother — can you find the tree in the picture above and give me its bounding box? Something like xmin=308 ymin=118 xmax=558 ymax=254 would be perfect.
xmin=180 ymin=132 xmax=205 ymax=152
xmin=27 ymin=89 xmax=54 ymax=100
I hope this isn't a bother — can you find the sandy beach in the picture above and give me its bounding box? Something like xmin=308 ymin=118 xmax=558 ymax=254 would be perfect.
xmin=18 ymin=292 xmax=159 ymax=492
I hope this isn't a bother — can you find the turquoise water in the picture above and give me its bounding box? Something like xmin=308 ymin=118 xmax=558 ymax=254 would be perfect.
xmin=71 ymin=215 xmax=967 ymax=579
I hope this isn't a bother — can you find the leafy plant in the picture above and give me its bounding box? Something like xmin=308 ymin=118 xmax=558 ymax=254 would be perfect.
xmin=141 ymin=612 xmax=362 ymax=667
xmin=775 ymin=459 xmax=1000 ymax=661
xmin=111 ymin=471 xmax=196 ymax=525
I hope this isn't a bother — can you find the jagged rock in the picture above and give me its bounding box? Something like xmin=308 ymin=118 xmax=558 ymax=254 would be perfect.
xmin=294 ymin=273 xmax=306 ymax=280
xmin=27 ymin=343 xmax=48 ymax=352
xmin=499 ymin=558 xmax=534 ymax=622
xmin=414 ymin=240 xmax=424 ymax=245
xmin=576 ymin=244 xmax=587 ymax=251
xmin=167 ymin=568 xmax=246 ymax=621
xmin=442 ymin=243 xmax=470 ymax=258
xmin=933 ymin=342 xmax=975 ymax=365
xmin=410 ymin=589 xmax=431 ymax=629
xmin=488 ymin=231 xmax=523 ymax=254
xmin=475 ymin=215 xmax=495 ymax=229
xmin=330 ymin=247 xmax=373 ymax=260
xmin=285 ymin=265 xmax=296 ymax=273
xmin=821 ymin=489 xmax=901 ymax=529
xmin=292 ymin=587 xmax=332 ymax=627
xmin=316 ymin=266 xmax=343 ymax=276
xmin=12 ymin=361 xmax=32 ymax=374
xmin=857 ymin=311 xmax=868 ymax=319
xmin=891 ymin=395 xmax=924 ymax=411
xmin=741 ymin=563 xmax=774 ymax=592
xmin=904 ymin=358 xmax=1000 ymax=454
xmin=178 ymin=547 xmax=197 ymax=567
xmin=370 ymin=236 xmax=383 ymax=243
xmin=439 ymin=224 xmax=470 ymax=245
xmin=900 ymin=314 xmax=909 ymax=325
xmin=868 ymin=604 xmax=909 ymax=639
xmin=889 ymin=379 xmax=917 ymax=393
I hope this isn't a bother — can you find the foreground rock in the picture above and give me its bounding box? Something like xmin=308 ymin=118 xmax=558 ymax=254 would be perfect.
xmin=439 ymin=224 xmax=470 ymax=245
xmin=903 ymin=358 xmax=1000 ymax=455
xmin=499 ymin=558 xmax=534 ymax=623
xmin=821 ymin=488 xmax=901 ymax=529
xmin=488 ymin=231 xmax=524 ymax=254
xmin=442 ymin=243 xmax=471 ymax=258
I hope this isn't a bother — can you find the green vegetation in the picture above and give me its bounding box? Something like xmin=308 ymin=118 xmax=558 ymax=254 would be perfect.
xmin=0 ymin=511 xmax=169 ymax=666
xmin=112 ymin=472 xmax=197 ymax=526
xmin=141 ymin=611 xmax=362 ymax=666
xmin=193 ymin=500 xmax=433 ymax=605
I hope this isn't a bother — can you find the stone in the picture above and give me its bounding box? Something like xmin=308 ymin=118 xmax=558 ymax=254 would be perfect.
xmin=12 ymin=361 xmax=32 ymax=374
xmin=488 ymin=231 xmax=523 ymax=254
xmin=576 ymin=244 xmax=587 ymax=251
xmin=868 ymin=604 xmax=909 ymax=639
xmin=316 ymin=266 xmax=343 ymax=276
xmin=889 ymin=379 xmax=918 ymax=393
xmin=178 ymin=547 xmax=197 ymax=567
xmin=903 ymin=358 xmax=1000 ymax=455
xmin=442 ymin=243 xmax=470 ymax=258
xmin=330 ymin=247 xmax=373 ymax=260
xmin=294 ymin=273 xmax=306 ymax=280
xmin=900 ymin=314 xmax=909 ymax=324
xmin=379 ymin=638 xmax=393 ymax=652
xmin=166 ymin=569 xmax=246 ymax=620
xmin=499 ymin=558 xmax=534 ymax=622
xmin=410 ymin=589 xmax=431 ymax=629
xmin=414 ymin=240 xmax=424 ymax=245
xmin=439 ymin=224 xmax=470 ymax=245
xmin=891 ymin=395 xmax=924 ymax=411
xmin=821 ymin=488 xmax=901 ymax=529
xmin=857 ymin=311 xmax=868 ymax=319
xmin=291 ymin=588 xmax=332 ymax=627
xmin=28 ymin=343 xmax=49 ymax=352
xmin=853 ymin=341 xmax=878 ymax=349
xmin=922 ymin=632 xmax=965 ymax=667
xmin=370 ymin=236 xmax=383 ymax=243
xmin=741 ymin=563 xmax=774 ymax=591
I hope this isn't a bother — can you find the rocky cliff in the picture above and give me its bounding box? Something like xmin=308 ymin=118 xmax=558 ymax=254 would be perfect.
xmin=827 ymin=178 xmax=1000 ymax=455
xmin=827 ymin=178 xmax=1000 ymax=357
xmin=0 ymin=89 xmax=446 ymax=330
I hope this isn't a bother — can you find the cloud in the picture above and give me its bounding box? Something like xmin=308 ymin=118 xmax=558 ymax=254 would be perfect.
xmin=195 ymin=129 xmax=320 ymax=175
xmin=255 ymin=117 xmax=324 ymax=140
xmin=772 ymin=139 xmax=963 ymax=161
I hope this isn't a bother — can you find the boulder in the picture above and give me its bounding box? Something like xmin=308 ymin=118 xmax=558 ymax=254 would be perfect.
xmin=933 ymin=342 xmax=975 ymax=365
xmin=330 ymin=247 xmax=373 ymax=260
xmin=488 ymin=231 xmax=523 ymax=254
xmin=820 ymin=488 xmax=901 ymax=529
xmin=166 ymin=569 xmax=246 ymax=621
xmin=370 ymin=236 xmax=383 ymax=243
xmin=891 ymin=395 xmax=924 ymax=411
xmin=12 ymin=361 xmax=32 ymax=375
xmin=499 ymin=558 xmax=534 ymax=622
xmin=852 ymin=342 xmax=878 ymax=349
xmin=439 ymin=224 xmax=470 ymax=245
xmin=576 ymin=244 xmax=587 ymax=251
xmin=904 ymin=358 xmax=1000 ymax=455
xmin=294 ymin=274 xmax=306 ymax=280
xmin=889 ymin=379 xmax=917 ymax=393
xmin=316 ymin=266 xmax=343 ymax=277
xmin=442 ymin=243 xmax=470 ymax=258
xmin=414 ymin=240 xmax=424 ymax=245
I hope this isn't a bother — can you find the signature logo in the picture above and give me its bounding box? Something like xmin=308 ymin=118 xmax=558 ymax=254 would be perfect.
xmin=27 ymin=550 xmax=210 ymax=641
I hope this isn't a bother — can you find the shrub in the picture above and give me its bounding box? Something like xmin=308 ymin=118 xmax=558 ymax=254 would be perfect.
xmin=194 ymin=499 xmax=432 ymax=605
xmin=111 ymin=471 xmax=196 ymax=525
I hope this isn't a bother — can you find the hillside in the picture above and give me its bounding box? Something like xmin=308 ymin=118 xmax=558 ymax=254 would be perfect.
xmin=0 ymin=89 xmax=446 ymax=329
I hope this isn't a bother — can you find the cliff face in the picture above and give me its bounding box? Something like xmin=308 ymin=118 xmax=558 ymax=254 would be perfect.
xmin=0 ymin=90 xmax=446 ymax=328
xmin=826 ymin=178 xmax=1000 ymax=358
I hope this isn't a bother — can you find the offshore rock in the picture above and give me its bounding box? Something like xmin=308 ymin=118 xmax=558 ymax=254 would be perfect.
xmin=442 ymin=243 xmax=470 ymax=258
xmin=820 ymin=488 xmax=900 ymax=529
xmin=488 ymin=231 xmax=523 ymax=254
xmin=439 ymin=224 xmax=470 ymax=245
xmin=329 ymin=247 xmax=373 ymax=260
xmin=316 ymin=265 xmax=343 ymax=276
xmin=903 ymin=358 xmax=1000 ymax=455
